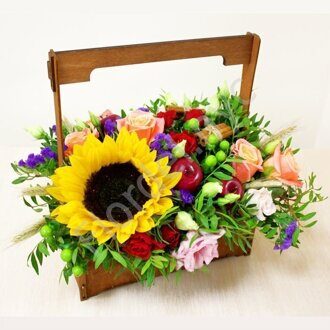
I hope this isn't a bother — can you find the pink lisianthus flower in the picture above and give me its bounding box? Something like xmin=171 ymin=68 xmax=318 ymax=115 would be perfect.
xmin=172 ymin=230 xmax=225 ymax=272
xmin=231 ymin=139 xmax=263 ymax=183
xmin=263 ymin=144 xmax=303 ymax=187
xmin=116 ymin=109 xmax=164 ymax=143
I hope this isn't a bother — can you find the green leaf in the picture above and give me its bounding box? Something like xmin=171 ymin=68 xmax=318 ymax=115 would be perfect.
xmin=169 ymin=258 xmax=176 ymax=272
xmin=133 ymin=258 xmax=142 ymax=269
xmin=265 ymin=228 xmax=277 ymax=239
xmin=213 ymin=172 xmax=232 ymax=181
xmin=304 ymin=220 xmax=317 ymax=228
xmin=220 ymin=163 xmax=234 ymax=174
xmin=12 ymin=176 xmax=28 ymax=184
xmin=92 ymin=245 xmax=104 ymax=262
xmin=146 ymin=266 xmax=155 ymax=287
xmin=237 ymin=237 xmax=247 ymax=254
xmin=72 ymin=247 xmax=79 ymax=264
xmin=110 ymin=250 xmax=128 ymax=268
xmin=292 ymin=228 xmax=300 ymax=246
xmin=151 ymin=258 xmax=164 ymax=269
xmin=95 ymin=249 xmax=108 ymax=269
xmin=300 ymin=212 xmax=316 ymax=221
xmin=141 ymin=259 xmax=152 ymax=275
xmin=30 ymin=253 xmax=39 ymax=275
xmin=35 ymin=248 xmax=43 ymax=265
xmin=38 ymin=242 xmax=50 ymax=256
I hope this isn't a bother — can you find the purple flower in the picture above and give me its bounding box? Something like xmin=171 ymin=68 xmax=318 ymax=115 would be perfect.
xmin=41 ymin=147 xmax=57 ymax=160
xmin=138 ymin=107 xmax=149 ymax=112
xmin=104 ymin=119 xmax=117 ymax=136
xmin=18 ymin=147 xmax=57 ymax=169
xmin=150 ymin=133 xmax=175 ymax=159
xmin=180 ymin=189 xmax=194 ymax=204
xmin=51 ymin=125 xmax=57 ymax=133
xmin=274 ymin=220 xmax=298 ymax=251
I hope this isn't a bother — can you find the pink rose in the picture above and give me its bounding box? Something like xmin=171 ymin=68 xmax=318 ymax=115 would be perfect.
xmin=116 ymin=110 xmax=164 ymax=143
xmin=172 ymin=230 xmax=225 ymax=272
xmin=263 ymin=144 xmax=302 ymax=187
xmin=64 ymin=128 xmax=99 ymax=156
xmin=231 ymin=139 xmax=263 ymax=183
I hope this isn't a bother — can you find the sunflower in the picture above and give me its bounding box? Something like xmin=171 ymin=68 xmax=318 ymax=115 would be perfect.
xmin=47 ymin=128 xmax=182 ymax=244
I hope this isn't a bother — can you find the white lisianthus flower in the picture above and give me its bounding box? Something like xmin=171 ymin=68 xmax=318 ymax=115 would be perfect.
xmin=247 ymin=188 xmax=276 ymax=220
xmin=206 ymin=93 xmax=220 ymax=116
xmin=25 ymin=126 xmax=45 ymax=139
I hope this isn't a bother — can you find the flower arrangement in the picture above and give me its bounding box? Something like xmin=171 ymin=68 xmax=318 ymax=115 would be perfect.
xmin=11 ymin=85 xmax=326 ymax=287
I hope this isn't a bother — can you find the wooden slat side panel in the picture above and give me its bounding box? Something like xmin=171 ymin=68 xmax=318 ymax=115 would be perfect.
xmin=76 ymin=236 xmax=252 ymax=300
xmin=55 ymin=35 xmax=254 ymax=85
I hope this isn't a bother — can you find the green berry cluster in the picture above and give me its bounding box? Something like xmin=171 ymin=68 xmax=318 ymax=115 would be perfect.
xmin=202 ymin=135 xmax=230 ymax=172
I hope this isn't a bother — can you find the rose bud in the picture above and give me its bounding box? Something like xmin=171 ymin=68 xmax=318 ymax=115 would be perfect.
xmin=172 ymin=140 xmax=186 ymax=159
xmin=202 ymin=182 xmax=223 ymax=198
xmin=264 ymin=139 xmax=281 ymax=155
xmin=217 ymin=193 xmax=241 ymax=206
xmin=175 ymin=211 xmax=199 ymax=231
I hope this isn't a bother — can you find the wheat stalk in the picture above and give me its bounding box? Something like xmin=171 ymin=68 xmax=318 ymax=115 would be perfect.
xmin=11 ymin=219 xmax=45 ymax=244
xmin=260 ymin=125 xmax=297 ymax=148
xmin=21 ymin=185 xmax=48 ymax=196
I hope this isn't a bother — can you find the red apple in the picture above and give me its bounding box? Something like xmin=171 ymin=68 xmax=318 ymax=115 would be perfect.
xmin=221 ymin=177 xmax=244 ymax=198
xmin=171 ymin=158 xmax=203 ymax=192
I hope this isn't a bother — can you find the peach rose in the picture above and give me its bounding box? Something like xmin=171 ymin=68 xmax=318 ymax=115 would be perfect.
xmin=64 ymin=128 xmax=99 ymax=156
xmin=231 ymin=138 xmax=263 ymax=183
xmin=116 ymin=109 xmax=164 ymax=142
xmin=263 ymin=144 xmax=302 ymax=187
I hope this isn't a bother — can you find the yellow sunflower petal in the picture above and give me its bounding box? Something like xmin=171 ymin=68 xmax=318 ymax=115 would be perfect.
xmin=51 ymin=200 xmax=84 ymax=224
xmin=116 ymin=219 xmax=138 ymax=243
xmin=135 ymin=211 xmax=155 ymax=232
xmin=154 ymin=197 xmax=173 ymax=215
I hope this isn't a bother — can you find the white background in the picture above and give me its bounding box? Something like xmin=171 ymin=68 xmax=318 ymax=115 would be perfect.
xmin=0 ymin=2 xmax=329 ymax=150
xmin=1 ymin=0 xmax=330 ymax=323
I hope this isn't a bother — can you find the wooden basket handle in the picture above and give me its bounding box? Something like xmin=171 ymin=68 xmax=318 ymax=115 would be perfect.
xmin=48 ymin=32 xmax=260 ymax=164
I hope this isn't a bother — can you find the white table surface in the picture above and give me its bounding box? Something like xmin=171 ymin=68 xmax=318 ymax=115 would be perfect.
xmin=1 ymin=146 xmax=329 ymax=317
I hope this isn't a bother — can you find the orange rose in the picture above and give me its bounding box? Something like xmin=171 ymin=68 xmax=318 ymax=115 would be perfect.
xmin=64 ymin=128 xmax=99 ymax=156
xmin=263 ymin=144 xmax=302 ymax=187
xmin=231 ymin=139 xmax=263 ymax=183
xmin=116 ymin=110 xmax=164 ymax=143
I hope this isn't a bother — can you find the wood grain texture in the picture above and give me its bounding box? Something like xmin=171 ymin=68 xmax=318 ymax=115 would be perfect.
xmin=50 ymin=34 xmax=255 ymax=86
xmin=47 ymin=33 xmax=261 ymax=165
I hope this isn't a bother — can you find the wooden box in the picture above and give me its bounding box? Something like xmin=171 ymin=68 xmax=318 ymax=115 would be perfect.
xmin=47 ymin=33 xmax=260 ymax=300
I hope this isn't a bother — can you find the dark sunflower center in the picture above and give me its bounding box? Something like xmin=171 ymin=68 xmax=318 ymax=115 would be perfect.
xmin=84 ymin=162 xmax=150 ymax=223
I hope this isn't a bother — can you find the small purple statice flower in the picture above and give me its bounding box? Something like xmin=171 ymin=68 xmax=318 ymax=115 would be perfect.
xmin=138 ymin=107 xmax=149 ymax=112
xmin=180 ymin=189 xmax=194 ymax=204
xmin=18 ymin=147 xmax=57 ymax=169
xmin=150 ymin=133 xmax=176 ymax=159
xmin=41 ymin=147 xmax=57 ymax=160
xmin=51 ymin=125 xmax=57 ymax=133
xmin=25 ymin=153 xmax=45 ymax=168
xmin=274 ymin=220 xmax=298 ymax=251
xmin=104 ymin=119 xmax=117 ymax=136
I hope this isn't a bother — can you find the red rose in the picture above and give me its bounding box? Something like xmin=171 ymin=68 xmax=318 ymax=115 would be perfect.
xmin=122 ymin=233 xmax=166 ymax=260
xmin=170 ymin=131 xmax=198 ymax=154
xmin=160 ymin=223 xmax=181 ymax=249
xmin=184 ymin=109 xmax=205 ymax=126
xmin=157 ymin=110 xmax=177 ymax=128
